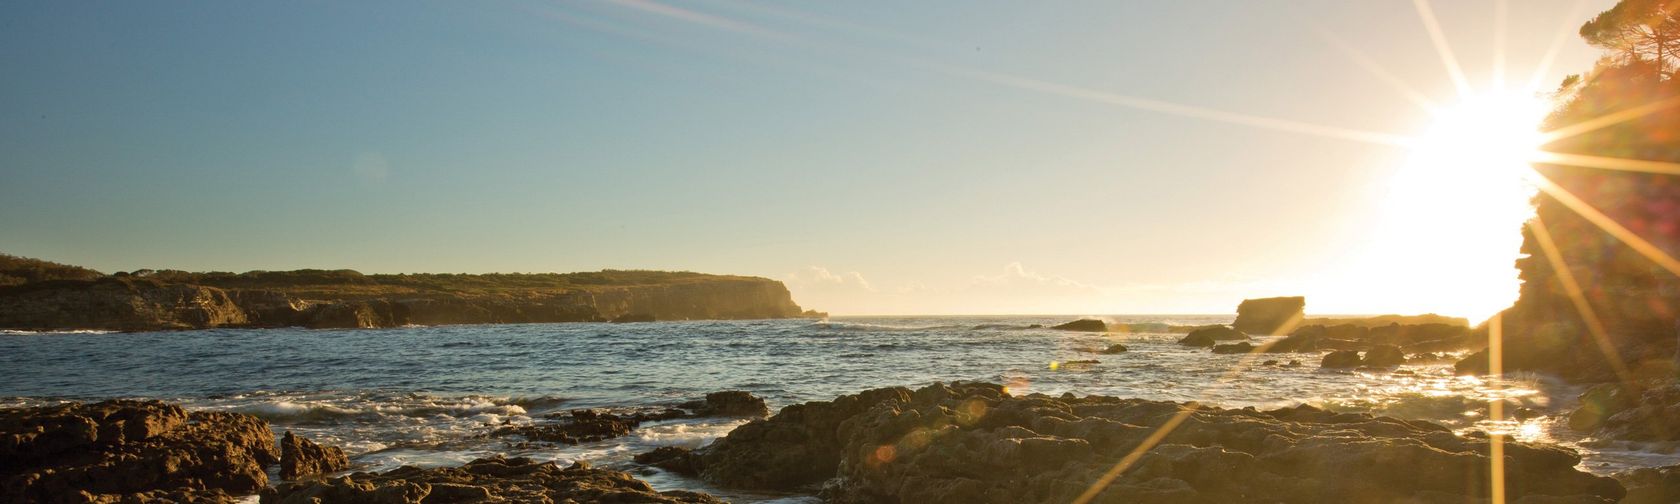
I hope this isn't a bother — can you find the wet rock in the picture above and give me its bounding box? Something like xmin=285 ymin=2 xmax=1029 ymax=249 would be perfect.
xmin=635 ymin=446 xmax=703 ymax=476
xmin=279 ymin=431 xmax=350 ymax=480
xmin=1361 ymin=344 xmax=1405 ymax=367
xmin=1568 ymin=381 xmax=1680 ymax=441
xmin=1050 ymin=319 xmax=1107 ymax=332
xmin=1232 ymin=296 xmax=1305 ymax=335
xmin=1210 ymin=342 xmax=1256 ymax=354
xmin=0 ymin=400 xmax=279 ymax=503
xmin=696 ymin=382 xmax=1623 ymax=503
xmin=1286 ymin=359 xmax=1303 ymax=367
xmin=492 ymin=409 xmax=644 ymax=444
xmin=1098 ymin=344 xmax=1128 ymax=354
xmin=683 ymin=391 xmax=770 ymax=418
xmin=1616 ymin=464 xmax=1680 ymax=504
xmin=1321 ymin=350 xmax=1363 ymax=368
xmin=262 ymin=456 xmax=720 ymax=503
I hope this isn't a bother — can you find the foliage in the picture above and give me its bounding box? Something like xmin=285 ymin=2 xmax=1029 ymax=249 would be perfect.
xmin=1579 ymin=0 xmax=1680 ymax=81
xmin=0 ymin=253 xmax=104 ymax=286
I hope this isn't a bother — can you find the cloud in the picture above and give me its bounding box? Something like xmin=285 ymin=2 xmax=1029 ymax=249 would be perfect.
xmin=786 ymin=266 xmax=875 ymax=292
xmin=969 ymin=262 xmax=1101 ymax=293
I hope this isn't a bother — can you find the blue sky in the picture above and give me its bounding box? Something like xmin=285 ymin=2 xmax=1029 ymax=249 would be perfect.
xmin=0 ymin=1 xmax=1613 ymax=316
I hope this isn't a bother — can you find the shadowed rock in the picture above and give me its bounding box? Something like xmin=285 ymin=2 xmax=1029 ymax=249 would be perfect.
xmin=1232 ymin=296 xmax=1305 ymax=335
xmin=1211 ymin=341 xmax=1256 ymax=354
xmin=1362 ymin=344 xmax=1406 ymax=367
xmin=635 ymin=446 xmax=703 ymax=476
xmin=1098 ymin=344 xmax=1128 ymax=354
xmin=1321 ymin=350 xmax=1363 ymax=368
xmin=689 ymin=382 xmax=1624 ymax=503
xmin=1051 ymin=319 xmax=1108 ymax=332
xmin=279 ymin=431 xmax=350 ymax=480
xmin=683 ymin=391 xmax=770 ymax=418
xmin=1178 ymin=325 xmax=1245 ymax=347
xmin=262 ymin=456 xmax=720 ymax=503
xmin=0 ymin=400 xmax=279 ymax=503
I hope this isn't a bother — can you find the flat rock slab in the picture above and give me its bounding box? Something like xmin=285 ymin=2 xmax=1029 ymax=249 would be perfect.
xmin=263 ymin=456 xmax=721 ymax=503
xmin=692 ymin=382 xmax=1626 ymax=503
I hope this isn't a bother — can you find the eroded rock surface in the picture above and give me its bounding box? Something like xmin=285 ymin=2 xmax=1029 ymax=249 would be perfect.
xmin=682 ymin=391 xmax=771 ymax=418
xmin=262 ymin=456 xmax=720 ymax=503
xmin=0 ymin=400 xmax=279 ymax=503
xmin=279 ymin=431 xmax=351 ymax=480
xmin=690 ymin=382 xmax=1623 ymax=503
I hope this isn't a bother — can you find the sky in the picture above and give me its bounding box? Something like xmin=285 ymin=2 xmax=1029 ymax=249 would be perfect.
xmin=0 ymin=1 xmax=1616 ymax=318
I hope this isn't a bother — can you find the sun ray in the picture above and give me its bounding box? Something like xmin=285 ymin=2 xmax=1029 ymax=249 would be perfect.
xmin=1412 ymin=0 xmax=1474 ymax=98
xmin=1525 ymin=214 xmax=1639 ymax=385
xmin=1072 ymin=312 xmax=1301 ymax=504
xmin=1531 ymin=173 xmax=1680 ymax=276
xmin=1531 ymin=150 xmax=1680 ymax=175
xmin=1317 ymin=29 xmax=1440 ymax=111
xmin=938 ymin=67 xmax=1415 ymax=147
xmin=1526 ymin=0 xmax=1594 ymax=92
xmin=1488 ymin=313 xmax=1505 ymax=504
xmin=1539 ymin=96 xmax=1680 ymax=144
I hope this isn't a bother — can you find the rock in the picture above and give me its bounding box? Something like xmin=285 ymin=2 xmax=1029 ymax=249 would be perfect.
xmin=1568 ymin=381 xmax=1680 ymax=441
xmin=1262 ymin=359 xmax=1279 ymax=366
xmin=1050 ymin=319 xmax=1107 ymax=332
xmin=694 ymin=382 xmax=1623 ymax=503
xmin=1211 ymin=342 xmax=1256 ymax=354
xmin=1232 ymin=296 xmax=1305 ymax=335
xmin=262 ymin=456 xmax=721 ymax=504
xmin=0 ymin=399 xmax=279 ymax=503
xmin=683 ymin=391 xmax=770 ymax=418
xmin=1617 ymin=464 xmax=1680 ymax=504
xmin=1321 ymin=350 xmax=1363 ymax=368
xmin=1361 ymin=344 xmax=1405 ymax=367
xmin=1286 ymin=359 xmax=1302 ymax=367
xmin=634 ymin=446 xmax=702 ymax=476
xmin=1178 ymin=325 xmax=1244 ymax=347
xmin=1098 ymin=344 xmax=1128 ymax=354
xmin=279 ymin=431 xmax=350 ymax=480
xmin=491 ymin=409 xmax=646 ymax=444
xmin=1062 ymin=359 xmax=1100 ymax=365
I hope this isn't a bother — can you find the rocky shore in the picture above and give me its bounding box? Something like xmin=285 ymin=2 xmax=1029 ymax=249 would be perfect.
xmin=8 ymin=383 xmax=1680 ymax=503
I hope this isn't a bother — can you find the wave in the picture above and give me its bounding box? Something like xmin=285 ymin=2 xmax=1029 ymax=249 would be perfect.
xmin=968 ymin=323 xmax=1045 ymax=331
xmin=1 ymin=329 xmax=117 ymax=336
xmin=805 ymin=322 xmax=967 ymax=332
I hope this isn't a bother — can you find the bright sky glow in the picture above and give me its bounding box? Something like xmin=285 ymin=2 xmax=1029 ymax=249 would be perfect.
xmin=0 ymin=1 xmax=1614 ymax=319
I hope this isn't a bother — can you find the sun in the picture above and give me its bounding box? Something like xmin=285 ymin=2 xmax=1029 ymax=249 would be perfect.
xmin=1362 ymin=90 xmax=1551 ymax=322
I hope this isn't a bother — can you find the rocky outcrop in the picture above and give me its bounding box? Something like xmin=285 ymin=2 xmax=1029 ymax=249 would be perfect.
xmin=1177 ymin=325 xmax=1245 ymax=347
xmin=1232 ymin=296 xmax=1304 ymax=335
xmin=1210 ymin=341 xmax=1256 ymax=354
xmin=279 ymin=431 xmax=350 ymax=480
xmin=1321 ymin=350 xmax=1363 ymax=368
xmin=0 ymin=400 xmax=279 ymax=503
xmin=686 ymin=382 xmax=1623 ymax=503
xmin=1051 ymin=319 xmax=1108 ymax=332
xmin=0 ymin=271 xmax=810 ymax=331
xmin=0 ymin=278 xmax=247 ymax=331
xmin=682 ymin=391 xmax=770 ymax=418
xmin=1270 ymin=323 xmax=1476 ymax=355
xmin=1617 ymin=464 xmax=1680 ymax=504
xmin=1566 ymin=381 xmax=1680 ymax=441
xmin=1098 ymin=344 xmax=1128 ymax=354
xmin=262 ymin=456 xmax=721 ymax=504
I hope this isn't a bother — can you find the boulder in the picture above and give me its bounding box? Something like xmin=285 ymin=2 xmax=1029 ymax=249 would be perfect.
xmin=1098 ymin=344 xmax=1128 ymax=354
xmin=694 ymin=382 xmax=1623 ymax=503
xmin=279 ymin=431 xmax=351 ymax=480
xmin=1232 ymin=296 xmax=1305 ymax=335
xmin=1321 ymin=350 xmax=1363 ymax=368
xmin=1617 ymin=464 xmax=1680 ymax=504
xmin=1050 ymin=319 xmax=1107 ymax=332
xmin=491 ymin=408 xmax=664 ymax=445
xmin=262 ymin=456 xmax=721 ymax=504
xmin=1211 ymin=342 xmax=1256 ymax=354
xmin=1179 ymin=325 xmax=1245 ymax=347
xmin=1567 ymin=381 xmax=1680 ymax=441
xmin=0 ymin=400 xmax=279 ymax=503
xmin=683 ymin=391 xmax=770 ymax=418
xmin=1361 ymin=344 xmax=1406 ymax=368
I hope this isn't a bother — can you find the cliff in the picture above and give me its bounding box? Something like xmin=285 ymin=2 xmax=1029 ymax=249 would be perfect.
xmin=0 ymin=257 xmax=816 ymax=331
xmin=1458 ymin=62 xmax=1680 ymax=381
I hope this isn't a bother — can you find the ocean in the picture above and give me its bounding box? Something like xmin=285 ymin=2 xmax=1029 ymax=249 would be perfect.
xmin=2 ymin=316 xmax=1674 ymax=502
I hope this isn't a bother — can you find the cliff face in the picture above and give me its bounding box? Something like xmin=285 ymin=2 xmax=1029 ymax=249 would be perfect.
xmin=1462 ymin=66 xmax=1680 ymax=381
xmin=0 ymin=265 xmax=813 ymax=332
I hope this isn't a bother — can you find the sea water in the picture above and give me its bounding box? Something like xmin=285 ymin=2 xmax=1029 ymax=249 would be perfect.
xmin=2 ymin=316 xmax=1675 ymax=501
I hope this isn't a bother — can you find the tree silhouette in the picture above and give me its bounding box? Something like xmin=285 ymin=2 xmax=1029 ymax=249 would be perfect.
xmin=1580 ymin=0 xmax=1680 ymax=81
